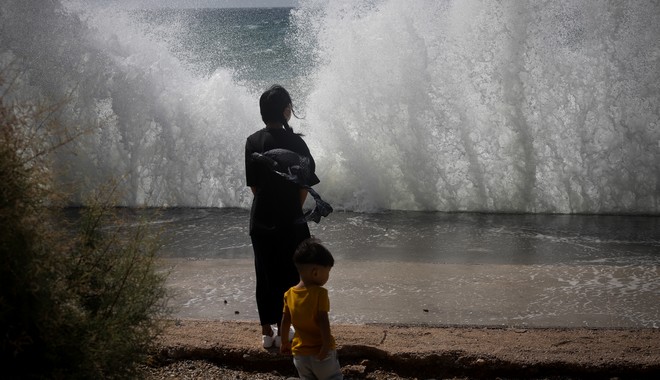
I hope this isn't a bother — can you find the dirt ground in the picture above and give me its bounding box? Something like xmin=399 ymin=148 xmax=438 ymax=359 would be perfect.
xmin=143 ymin=319 xmax=660 ymax=379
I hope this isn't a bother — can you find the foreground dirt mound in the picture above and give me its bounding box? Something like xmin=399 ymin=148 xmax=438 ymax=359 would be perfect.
xmin=145 ymin=320 xmax=660 ymax=379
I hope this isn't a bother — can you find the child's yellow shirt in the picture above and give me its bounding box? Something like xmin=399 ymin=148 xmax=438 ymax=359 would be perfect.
xmin=283 ymin=285 xmax=336 ymax=356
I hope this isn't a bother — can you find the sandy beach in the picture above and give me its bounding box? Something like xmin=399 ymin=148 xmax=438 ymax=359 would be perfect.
xmin=150 ymin=213 xmax=660 ymax=379
xmin=144 ymin=320 xmax=660 ymax=379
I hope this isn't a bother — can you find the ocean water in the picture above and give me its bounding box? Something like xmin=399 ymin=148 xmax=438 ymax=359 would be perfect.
xmin=2 ymin=1 xmax=660 ymax=327
xmin=146 ymin=208 xmax=660 ymax=327
xmin=130 ymin=7 xmax=301 ymax=91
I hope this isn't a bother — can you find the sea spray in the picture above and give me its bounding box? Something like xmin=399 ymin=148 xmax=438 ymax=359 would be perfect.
xmin=1 ymin=0 xmax=259 ymax=207
xmin=1 ymin=0 xmax=659 ymax=213
xmin=296 ymin=0 xmax=660 ymax=213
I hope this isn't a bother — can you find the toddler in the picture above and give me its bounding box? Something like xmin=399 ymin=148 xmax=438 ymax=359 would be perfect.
xmin=280 ymin=238 xmax=342 ymax=380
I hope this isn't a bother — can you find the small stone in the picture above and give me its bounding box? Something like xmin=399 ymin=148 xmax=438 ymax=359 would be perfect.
xmin=234 ymin=310 xmax=240 ymax=314
xmin=343 ymin=365 xmax=366 ymax=375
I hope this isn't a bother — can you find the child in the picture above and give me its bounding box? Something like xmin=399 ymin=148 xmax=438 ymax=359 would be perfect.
xmin=280 ymin=238 xmax=343 ymax=380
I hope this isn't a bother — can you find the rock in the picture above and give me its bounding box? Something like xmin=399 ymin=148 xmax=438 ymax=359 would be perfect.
xmin=343 ymin=364 xmax=366 ymax=375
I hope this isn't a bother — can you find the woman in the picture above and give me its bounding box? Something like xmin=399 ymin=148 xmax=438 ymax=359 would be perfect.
xmin=245 ymin=85 xmax=319 ymax=348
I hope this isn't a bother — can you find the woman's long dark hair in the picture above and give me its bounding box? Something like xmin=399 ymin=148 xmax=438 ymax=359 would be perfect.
xmin=259 ymin=85 xmax=300 ymax=134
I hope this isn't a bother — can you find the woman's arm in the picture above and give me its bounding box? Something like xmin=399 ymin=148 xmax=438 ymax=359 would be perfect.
xmin=299 ymin=188 xmax=308 ymax=206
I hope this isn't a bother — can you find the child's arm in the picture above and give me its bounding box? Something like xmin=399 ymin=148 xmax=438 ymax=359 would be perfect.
xmin=280 ymin=309 xmax=292 ymax=354
xmin=316 ymin=310 xmax=332 ymax=360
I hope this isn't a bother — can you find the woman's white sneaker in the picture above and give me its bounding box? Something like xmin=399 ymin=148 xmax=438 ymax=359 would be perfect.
xmin=262 ymin=334 xmax=275 ymax=348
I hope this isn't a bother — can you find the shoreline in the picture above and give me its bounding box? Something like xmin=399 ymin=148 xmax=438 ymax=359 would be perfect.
xmin=146 ymin=319 xmax=660 ymax=379
xmin=161 ymin=257 xmax=660 ymax=328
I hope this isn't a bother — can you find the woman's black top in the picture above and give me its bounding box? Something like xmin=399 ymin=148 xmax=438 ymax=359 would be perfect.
xmin=245 ymin=127 xmax=319 ymax=235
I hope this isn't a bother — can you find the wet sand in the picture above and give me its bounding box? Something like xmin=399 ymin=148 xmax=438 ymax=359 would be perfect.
xmin=160 ymin=258 xmax=660 ymax=328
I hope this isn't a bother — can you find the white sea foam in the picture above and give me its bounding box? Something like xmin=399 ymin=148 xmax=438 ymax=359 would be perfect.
xmin=296 ymin=0 xmax=660 ymax=213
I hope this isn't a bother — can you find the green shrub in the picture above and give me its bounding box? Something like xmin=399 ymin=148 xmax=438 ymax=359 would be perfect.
xmin=1 ymin=72 xmax=171 ymax=379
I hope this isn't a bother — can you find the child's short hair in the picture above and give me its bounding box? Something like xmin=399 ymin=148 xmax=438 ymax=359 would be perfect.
xmin=294 ymin=238 xmax=334 ymax=268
